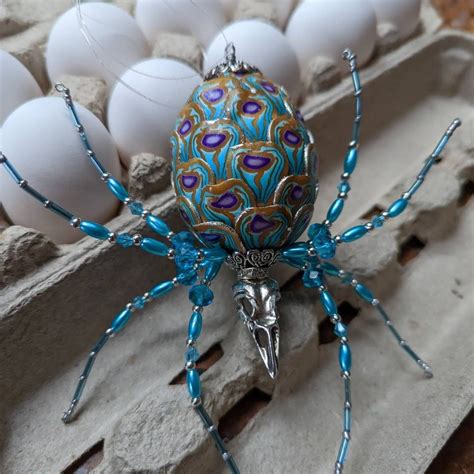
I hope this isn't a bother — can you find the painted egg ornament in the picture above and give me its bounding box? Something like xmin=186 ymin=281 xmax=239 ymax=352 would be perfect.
xmin=172 ymin=46 xmax=316 ymax=252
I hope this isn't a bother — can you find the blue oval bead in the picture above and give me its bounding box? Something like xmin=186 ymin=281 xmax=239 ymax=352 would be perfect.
xmin=326 ymin=198 xmax=345 ymax=223
xmin=340 ymin=225 xmax=368 ymax=243
xmin=79 ymin=221 xmax=109 ymax=240
xmin=282 ymin=243 xmax=308 ymax=259
xmin=320 ymin=262 xmax=340 ymax=276
xmin=186 ymin=368 xmax=201 ymax=398
xmin=202 ymin=261 xmax=222 ymax=282
xmin=320 ymin=291 xmax=337 ymax=316
xmin=146 ymin=214 xmax=170 ymax=237
xmin=202 ymin=248 xmax=228 ymax=262
xmin=279 ymin=255 xmax=305 ymax=268
xmin=339 ymin=343 xmax=352 ymax=372
xmin=150 ymin=280 xmax=174 ymax=298
xmin=140 ymin=237 xmax=169 ymax=256
xmin=355 ymin=283 xmax=374 ymax=302
xmin=188 ymin=311 xmax=203 ymax=340
xmin=334 ymin=321 xmax=347 ymax=338
xmin=111 ymin=308 xmax=132 ymax=333
xmin=107 ymin=177 xmax=129 ymax=201
xmin=387 ymin=198 xmax=408 ymax=218
xmin=343 ymin=147 xmax=358 ymax=174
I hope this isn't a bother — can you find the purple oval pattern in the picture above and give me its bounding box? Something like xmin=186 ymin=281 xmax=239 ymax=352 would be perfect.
xmin=243 ymin=154 xmax=271 ymax=170
xmin=261 ymin=81 xmax=277 ymax=93
xmin=179 ymin=119 xmax=191 ymax=135
xmin=242 ymin=101 xmax=262 ymax=114
xmin=284 ymin=130 xmax=301 ymax=145
xmin=250 ymin=215 xmax=275 ymax=233
xmin=181 ymin=174 xmax=198 ymax=190
xmin=201 ymin=232 xmax=221 ymax=243
xmin=203 ymin=87 xmax=224 ymax=103
xmin=290 ymin=185 xmax=304 ymax=200
xmin=210 ymin=192 xmax=238 ymax=209
xmin=202 ymin=133 xmax=227 ymax=148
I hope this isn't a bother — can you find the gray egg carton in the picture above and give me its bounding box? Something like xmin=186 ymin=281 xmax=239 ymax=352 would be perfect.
xmin=1 ymin=5 xmax=473 ymax=474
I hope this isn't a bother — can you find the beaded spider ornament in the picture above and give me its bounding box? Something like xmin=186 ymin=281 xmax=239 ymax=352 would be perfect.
xmin=0 ymin=45 xmax=461 ymax=473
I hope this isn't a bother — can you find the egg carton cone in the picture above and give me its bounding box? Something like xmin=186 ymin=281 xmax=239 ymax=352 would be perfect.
xmin=0 ymin=29 xmax=473 ymax=473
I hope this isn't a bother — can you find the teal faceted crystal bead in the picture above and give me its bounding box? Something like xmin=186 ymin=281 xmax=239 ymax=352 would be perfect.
xmin=185 ymin=347 xmax=200 ymax=363
xmin=371 ymin=215 xmax=385 ymax=228
xmin=186 ymin=368 xmax=201 ymax=398
xmin=111 ymin=308 xmax=132 ymax=333
xmin=339 ymin=343 xmax=352 ymax=372
xmin=338 ymin=181 xmax=351 ymax=194
xmin=308 ymin=223 xmax=336 ymax=259
xmin=128 ymin=201 xmax=144 ymax=216
xmin=132 ymin=296 xmax=146 ymax=310
xmin=177 ymin=270 xmax=198 ymax=286
xmin=172 ymin=232 xmax=198 ymax=273
xmin=334 ymin=321 xmax=347 ymax=338
xmin=189 ymin=284 xmax=214 ymax=306
xmin=116 ymin=233 xmax=134 ymax=248
xmin=303 ymin=267 xmax=324 ymax=288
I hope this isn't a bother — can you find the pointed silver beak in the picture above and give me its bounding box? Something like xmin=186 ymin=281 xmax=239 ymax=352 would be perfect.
xmin=245 ymin=319 xmax=280 ymax=379
xmin=233 ymin=277 xmax=281 ymax=379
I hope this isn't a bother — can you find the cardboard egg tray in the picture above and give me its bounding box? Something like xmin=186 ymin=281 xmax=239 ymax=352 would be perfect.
xmin=0 ymin=2 xmax=473 ymax=472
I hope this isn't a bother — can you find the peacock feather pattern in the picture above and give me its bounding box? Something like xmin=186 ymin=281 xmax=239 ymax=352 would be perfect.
xmin=171 ymin=71 xmax=317 ymax=252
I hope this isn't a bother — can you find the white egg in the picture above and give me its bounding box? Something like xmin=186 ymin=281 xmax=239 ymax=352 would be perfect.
xmin=107 ymin=58 xmax=202 ymax=167
xmin=46 ymin=2 xmax=149 ymax=87
xmin=204 ymin=20 xmax=301 ymax=100
xmin=287 ymin=0 xmax=377 ymax=73
xmin=0 ymin=50 xmax=42 ymax=124
xmin=0 ymin=97 xmax=122 ymax=244
xmin=135 ymin=0 xmax=226 ymax=47
xmin=369 ymin=0 xmax=421 ymax=40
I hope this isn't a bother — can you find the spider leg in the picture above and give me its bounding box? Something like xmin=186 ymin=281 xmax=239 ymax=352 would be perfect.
xmin=0 ymin=152 xmax=173 ymax=256
xmin=62 ymin=278 xmax=179 ymax=423
xmin=335 ymin=118 xmax=462 ymax=245
xmin=322 ymin=49 xmax=363 ymax=227
xmin=183 ymin=262 xmax=240 ymax=474
xmin=320 ymin=261 xmax=432 ymax=378
xmin=305 ymin=273 xmax=352 ymax=474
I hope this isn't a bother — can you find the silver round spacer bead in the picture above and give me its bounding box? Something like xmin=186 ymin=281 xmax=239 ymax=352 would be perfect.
xmin=132 ymin=234 xmax=142 ymax=246
xmin=196 ymin=250 xmax=204 ymax=262
xmin=364 ymin=222 xmax=374 ymax=231
xmin=107 ymin=232 xmax=117 ymax=243
xmin=340 ymin=336 xmax=348 ymax=344
xmin=101 ymin=172 xmax=110 ymax=181
xmin=371 ymin=298 xmax=379 ymax=306
xmin=351 ymin=279 xmax=358 ymax=287
xmin=143 ymin=292 xmax=152 ymax=302
xmin=186 ymin=338 xmax=196 ymax=347
xmin=349 ymin=140 xmax=357 ymax=148
xmin=402 ymin=192 xmax=410 ymax=200
xmin=76 ymin=124 xmax=84 ymax=133
xmin=44 ymin=200 xmax=51 ymax=208
xmin=70 ymin=217 xmax=81 ymax=228
xmin=307 ymin=246 xmax=317 ymax=256
xmin=341 ymin=172 xmax=350 ymax=180
xmin=191 ymin=397 xmax=202 ymax=407
xmin=318 ymin=285 xmax=326 ymax=292
xmin=334 ymin=235 xmax=342 ymax=244
xmin=126 ymin=302 xmax=135 ymax=312
xmin=167 ymin=248 xmax=175 ymax=259
xmin=124 ymin=197 xmax=131 ymax=205
xmin=342 ymin=370 xmax=351 ymax=379
xmin=322 ymin=219 xmax=332 ymax=227
xmin=382 ymin=211 xmax=389 ymax=218
xmin=172 ymin=277 xmax=180 ymax=287
xmin=193 ymin=305 xmax=203 ymax=313
xmin=167 ymin=231 xmax=175 ymax=239
xmin=19 ymin=179 xmax=28 ymax=188
xmin=141 ymin=209 xmax=150 ymax=220
xmin=338 ymin=192 xmax=348 ymax=200
xmin=185 ymin=361 xmax=196 ymax=370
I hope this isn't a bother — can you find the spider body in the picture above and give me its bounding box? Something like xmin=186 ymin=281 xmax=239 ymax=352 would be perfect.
xmin=0 ymin=45 xmax=461 ymax=474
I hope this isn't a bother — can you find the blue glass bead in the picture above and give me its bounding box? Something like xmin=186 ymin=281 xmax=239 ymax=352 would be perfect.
xmin=303 ymin=268 xmax=324 ymax=288
xmin=111 ymin=308 xmax=132 ymax=333
xmin=171 ymin=231 xmax=195 ymax=245
xmin=337 ymin=438 xmax=350 ymax=465
xmin=335 ymin=321 xmax=347 ymax=338
xmin=116 ymin=233 xmax=134 ymax=248
xmin=337 ymin=181 xmax=351 ymax=194
xmin=150 ymin=280 xmax=174 ymax=298
xmin=281 ymin=242 xmax=308 ymax=259
xmin=79 ymin=221 xmax=109 ymax=240
xmin=132 ymin=296 xmax=146 ymax=310
xmin=320 ymin=290 xmax=337 ymax=316
xmin=387 ymin=198 xmax=408 ymax=218
xmin=355 ymin=283 xmax=374 ymax=302
xmin=344 ymin=407 xmax=351 ymax=432
xmin=339 ymin=343 xmax=352 ymax=372
xmin=202 ymin=247 xmax=228 ymax=262
xmin=343 ymin=147 xmax=358 ymax=174
xmin=177 ymin=270 xmax=198 ymax=286
xmin=128 ymin=201 xmax=144 ymax=216
xmin=319 ymin=262 xmax=339 ymax=276
xmin=326 ymin=198 xmax=345 ymax=223
xmin=146 ymin=214 xmax=170 ymax=237
xmin=202 ymin=260 xmax=222 ymax=282
xmin=341 ymin=272 xmax=353 ymax=285
xmin=186 ymin=368 xmax=201 ymax=398
xmin=140 ymin=237 xmax=169 ymax=256
xmin=172 ymin=232 xmax=198 ymax=273
xmin=340 ymin=225 xmax=368 ymax=243
xmin=185 ymin=346 xmax=200 ymax=363
xmin=189 ymin=284 xmax=214 ymax=306
xmin=188 ymin=310 xmax=203 ymax=340
xmin=371 ymin=215 xmax=385 ymax=228
xmin=308 ymin=223 xmax=336 ymax=259
xmin=279 ymin=255 xmax=305 ymax=268
xmin=107 ymin=177 xmax=128 ymax=201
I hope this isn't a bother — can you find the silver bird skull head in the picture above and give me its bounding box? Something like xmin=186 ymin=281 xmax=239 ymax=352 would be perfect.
xmin=233 ymin=277 xmax=281 ymax=379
